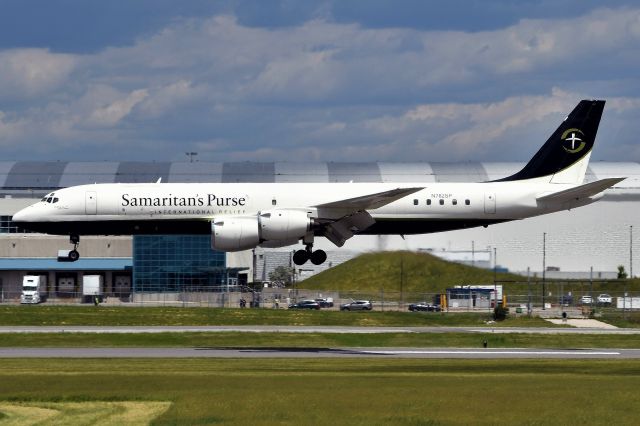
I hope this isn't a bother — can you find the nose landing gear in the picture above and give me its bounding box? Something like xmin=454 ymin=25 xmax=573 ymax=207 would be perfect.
xmin=293 ymin=244 xmax=327 ymax=266
xmin=68 ymin=234 xmax=80 ymax=262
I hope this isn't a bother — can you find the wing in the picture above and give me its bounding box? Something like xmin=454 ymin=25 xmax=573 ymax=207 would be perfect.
xmin=314 ymin=187 xmax=424 ymax=247
xmin=314 ymin=187 xmax=423 ymax=210
xmin=536 ymin=178 xmax=625 ymax=202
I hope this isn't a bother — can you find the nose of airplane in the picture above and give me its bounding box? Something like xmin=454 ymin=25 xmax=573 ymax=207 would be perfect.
xmin=12 ymin=206 xmax=32 ymax=223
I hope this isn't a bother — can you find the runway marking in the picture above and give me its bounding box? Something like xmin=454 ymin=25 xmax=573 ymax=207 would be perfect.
xmin=361 ymin=350 xmax=621 ymax=356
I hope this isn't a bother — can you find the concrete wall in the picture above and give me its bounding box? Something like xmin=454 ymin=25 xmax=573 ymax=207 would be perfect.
xmin=0 ymin=270 xmax=132 ymax=299
xmin=0 ymin=235 xmax=132 ymax=258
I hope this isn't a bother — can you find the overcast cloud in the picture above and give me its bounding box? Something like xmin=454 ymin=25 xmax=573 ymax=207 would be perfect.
xmin=0 ymin=1 xmax=639 ymax=162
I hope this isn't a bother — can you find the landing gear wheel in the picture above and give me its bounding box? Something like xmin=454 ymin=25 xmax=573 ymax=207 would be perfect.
xmin=68 ymin=234 xmax=80 ymax=262
xmin=310 ymin=249 xmax=327 ymax=265
xmin=69 ymin=250 xmax=80 ymax=262
xmin=293 ymin=250 xmax=310 ymax=265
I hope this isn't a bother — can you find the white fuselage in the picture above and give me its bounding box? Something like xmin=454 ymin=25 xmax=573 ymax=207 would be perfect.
xmin=12 ymin=180 xmax=596 ymax=233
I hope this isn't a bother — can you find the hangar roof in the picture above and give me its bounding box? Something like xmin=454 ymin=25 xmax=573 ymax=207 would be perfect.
xmin=0 ymin=161 xmax=639 ymax=194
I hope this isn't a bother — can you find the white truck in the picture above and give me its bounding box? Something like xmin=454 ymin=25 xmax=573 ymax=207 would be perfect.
xmin=82 ymin=275 xmax=104 ymax=303
xmin=20 ymin=275 xmax=48 ymax=304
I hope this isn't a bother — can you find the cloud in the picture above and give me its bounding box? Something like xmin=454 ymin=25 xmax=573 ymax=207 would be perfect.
xmin=87 ymin=89 xmax=149 ymax=127
xmin=0 ymin=49 xmax=76 ymax=100
xmin=0 ymin=7 xmax=640 ymax=161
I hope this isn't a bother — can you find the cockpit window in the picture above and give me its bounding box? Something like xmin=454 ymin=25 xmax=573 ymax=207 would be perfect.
xmin=41 ymin=193 xmax=58 ymax=204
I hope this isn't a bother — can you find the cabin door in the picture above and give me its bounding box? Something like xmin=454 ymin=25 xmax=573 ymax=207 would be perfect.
xmin=85 ymin=191 xmax=97 ymax=215
xmin=484 ymin=193 xmax=496 ymax=214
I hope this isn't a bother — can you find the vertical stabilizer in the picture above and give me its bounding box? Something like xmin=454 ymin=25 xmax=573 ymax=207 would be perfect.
xmin=494 ymin=100 xmax=605 ymax=184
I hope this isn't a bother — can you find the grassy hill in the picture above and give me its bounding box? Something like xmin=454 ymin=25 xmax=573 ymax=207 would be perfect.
xmin=301 ymin=250 xmax=523 ymax=294
xmin=300 ymin=251 xmax=640 ymax=300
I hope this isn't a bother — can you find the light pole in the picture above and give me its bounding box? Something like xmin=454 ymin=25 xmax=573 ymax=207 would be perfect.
xmin=630 ymin=225 xmax=633 ymax=279
xmin=493 ymin=247 xmax=497 ymax=308
xmin=400 ymin=254 xmax=404 ymax=310
xmin=527 ymin=267 xmax=531 ymax=316
xmin=542 ymin=232 xmax=546 ymax=310
xmin=472 ymin=240 xmax=475 ymax=267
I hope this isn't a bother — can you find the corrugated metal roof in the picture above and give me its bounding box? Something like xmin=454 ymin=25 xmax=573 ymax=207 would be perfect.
xmin=4 ymin=162 xmax=68 ymax=189
xmin=0 ymin=161 xmax=638 ymax=192
xmin=0 ymin=257 xmax=132 ymax=271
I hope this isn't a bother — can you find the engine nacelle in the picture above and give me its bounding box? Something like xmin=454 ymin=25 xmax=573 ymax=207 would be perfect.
xmin=211 ymin=217 xmax=260 ymax=251
xmin=211 ymin=210 xmax=312 ymax=252
xmin=259 ymin=209 xmax=311 ymax=241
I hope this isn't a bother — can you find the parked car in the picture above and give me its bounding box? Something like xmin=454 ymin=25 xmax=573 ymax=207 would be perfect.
xmin=314 ymin=298 xmax=334 ymax=308
xmin=288 ymin=300 xmax=320 ymax=310
xmin=408 ymin=302 xmax=441 ymax=312
xmin=580 ymin=295 xmax=593 ymax=305
xmin=561 ymin=295 xmax=573 ymax=307
xmin=340 ymin=300 xmax=372 ymax=311
xmin=597 ymin=294 xmax=612 ymax=305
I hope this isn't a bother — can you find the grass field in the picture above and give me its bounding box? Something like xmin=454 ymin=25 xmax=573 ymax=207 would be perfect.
xmin=2 ymin=302 xmax=638 ymax=424
xmin=1 ymin=331 xmax=640 ymax=349
xmin=302 ymin=250 xmax=525 ymax=293
xmin=1 ymin=358 xmax=639 ymax=425
xmin=0 ymin=305 xmax=555 ymax=327
xmin=301 ymin=250 xmax=640 ymax=297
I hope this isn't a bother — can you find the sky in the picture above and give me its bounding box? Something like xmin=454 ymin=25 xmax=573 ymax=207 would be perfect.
xmin=1 ymin=0 xmax=640 ymax=163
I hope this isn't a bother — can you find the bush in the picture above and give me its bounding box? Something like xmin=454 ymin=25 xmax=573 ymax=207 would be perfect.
xmin=493 ymin=305 xmax=509 ymax=321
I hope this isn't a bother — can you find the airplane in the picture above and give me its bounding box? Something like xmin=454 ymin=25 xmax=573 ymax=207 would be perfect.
xmin=12 ymin=100 xmax=623 ymax=265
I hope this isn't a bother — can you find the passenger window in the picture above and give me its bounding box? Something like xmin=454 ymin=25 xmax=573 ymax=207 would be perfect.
xmin=426 ymin=199 xmax=431 ymax=206
xmin=465 ymin=199 xmax=470 ymax=205
xmin=452 ymin=199 xmax=457 ymax=205
xmin=413 ymin=199 xmax=418 ymax=206
xmin=272 ymin=199 xmax=277 ymax=206
xmin=439 ymin=199 xmax=444 ymax=205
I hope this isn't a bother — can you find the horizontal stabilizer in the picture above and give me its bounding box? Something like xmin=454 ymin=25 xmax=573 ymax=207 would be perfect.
xmin=536 ymin=178 xmax=625 ymax=202
xmin=315 ymin=187 xmax=423 ymax=210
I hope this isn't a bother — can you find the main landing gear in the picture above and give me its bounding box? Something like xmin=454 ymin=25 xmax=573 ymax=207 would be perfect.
xmin=293 ymin=244 xmax=327 ymax=266
xmin=68 ymin=234 xmax=80 ymax=262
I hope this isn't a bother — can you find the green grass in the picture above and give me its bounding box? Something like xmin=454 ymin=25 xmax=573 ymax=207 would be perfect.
xmin=1 ymin=331 xmax=640 ymax=348
xmin=302 ymin=250 xmax=524 ymax=293
xmin=301 ymin=251 xmax=640 ymax=300
xmin=1 ymin=358 xmax=639 ymax=425
xmin=595 ymin=310 xmax=640 ymax=328
xmin=0 ymin=305 xmax=554 ymax=327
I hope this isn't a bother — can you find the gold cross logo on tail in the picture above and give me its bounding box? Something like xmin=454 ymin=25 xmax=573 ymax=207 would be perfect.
xmin=561 ymin=128 xmax=586 ymax=153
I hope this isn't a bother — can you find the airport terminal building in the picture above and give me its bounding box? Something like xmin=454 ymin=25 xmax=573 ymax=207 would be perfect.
xmin=0 ymin=160 xmax=638 ymax=300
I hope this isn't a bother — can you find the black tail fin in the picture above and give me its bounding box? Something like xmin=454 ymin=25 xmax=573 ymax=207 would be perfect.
xmin=495 ymin=100 xmax=605 ymax=182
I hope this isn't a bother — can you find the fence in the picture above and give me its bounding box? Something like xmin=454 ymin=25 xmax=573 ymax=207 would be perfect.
xmin=2 ymin=281 xmax=640 ymax=313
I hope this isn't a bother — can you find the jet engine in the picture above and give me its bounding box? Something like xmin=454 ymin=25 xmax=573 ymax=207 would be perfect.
xmin=211 ymin=209 xmax=312 ymax=251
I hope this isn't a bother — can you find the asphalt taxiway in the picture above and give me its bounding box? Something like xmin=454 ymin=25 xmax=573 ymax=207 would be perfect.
xmin=2 ymin=325 xmax=639 ymax=359
xmin=2 ymin=325 xmax=640 ymax=334
xmin=0 ymin=347 xmax=637 ymax=359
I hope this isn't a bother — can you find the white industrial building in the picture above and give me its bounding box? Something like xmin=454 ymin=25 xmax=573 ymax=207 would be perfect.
xmin=0 ymin=160 xmax=637 ymax=300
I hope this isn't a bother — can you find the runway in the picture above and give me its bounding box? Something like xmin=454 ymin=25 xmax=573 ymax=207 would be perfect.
xmin=0 ymin=347 xmax=637 ymax=359
xmin=2 ymin=325 xmax=640 ymax=334
xmin=2 ymin=325 xmax=638 ymax=359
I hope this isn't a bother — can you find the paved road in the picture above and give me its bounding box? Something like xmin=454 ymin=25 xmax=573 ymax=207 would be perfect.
xmin=2 ymin=325 xmax=640 ymax=334
xmin=0 ymin=347 xmax=637 ymax=359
